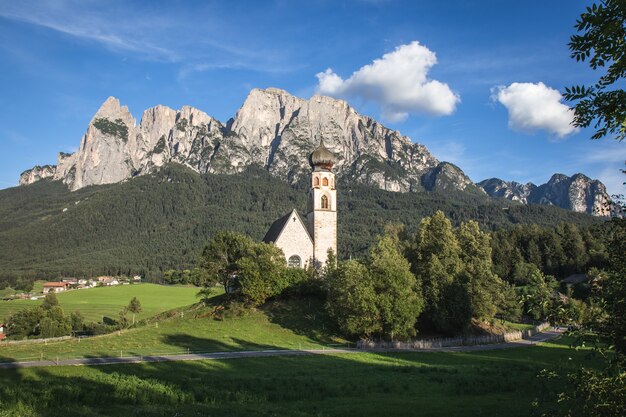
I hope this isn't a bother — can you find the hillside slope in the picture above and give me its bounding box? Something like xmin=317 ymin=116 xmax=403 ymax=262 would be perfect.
xmin=0 ymin=164 xmax=600 ymax=280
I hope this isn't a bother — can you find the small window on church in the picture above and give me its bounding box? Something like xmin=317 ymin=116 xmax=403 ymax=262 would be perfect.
xmin=322 ymin=177 xmax=329 ymax=186
xmin=321 ymin=194 xmax=329 ymax=209
xmin=314 ymin=177 xmax=319 ymax=186
xmin=288 ymin=255 xmax=301 ymax=268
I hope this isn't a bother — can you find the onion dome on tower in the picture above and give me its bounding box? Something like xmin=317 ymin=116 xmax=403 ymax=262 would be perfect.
xmin=309 ymin=137 xmax=336 ymax=171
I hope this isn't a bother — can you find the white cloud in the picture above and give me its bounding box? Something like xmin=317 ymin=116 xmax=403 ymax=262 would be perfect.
xmin=316 ymin=41 xmax=460 ymax=122
xmin=492 ymin=82 xmax=577 ymax=138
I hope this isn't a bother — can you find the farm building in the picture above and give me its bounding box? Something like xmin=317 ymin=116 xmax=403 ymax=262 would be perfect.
xmin=42 ymin=282 xmax=69 ymax=293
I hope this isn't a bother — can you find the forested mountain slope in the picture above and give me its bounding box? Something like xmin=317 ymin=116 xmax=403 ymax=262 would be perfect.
xmin=0 ymin=164 xmax=601 ymax=281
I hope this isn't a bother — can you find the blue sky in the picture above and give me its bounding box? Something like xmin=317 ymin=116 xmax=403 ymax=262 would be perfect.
xmin=0 ymin=0 xmax=624 ymax=195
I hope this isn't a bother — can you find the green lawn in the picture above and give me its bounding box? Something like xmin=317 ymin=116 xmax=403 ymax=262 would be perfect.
xmin=0 ymin=298 xmax=347 ymax=362
xmin=0 ymin=284 xmax=200 ymax=323
xmin=0 ymin=336 xmax=597 ymax=417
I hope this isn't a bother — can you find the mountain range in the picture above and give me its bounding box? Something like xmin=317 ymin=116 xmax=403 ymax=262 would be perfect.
xmin=19 ymin=88 xmax=610 ymax=216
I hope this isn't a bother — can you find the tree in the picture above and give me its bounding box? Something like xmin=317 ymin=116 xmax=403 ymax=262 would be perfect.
xmin=325 ymin=260 xmax=381 ymax=338
xmin=70 ymin=311 xmax=85 ymax=333
xmin=411 ymin=211 xmax=462 ymax=330
xmin=127 ymin=297 xmax=142 ymax=325
xmin=237 ymin=242 xmax=287 ymax=305
xmin=6 ymin=307 xmax=44 ymax=339
xmin=200 ymin=231 xmax=256 ymax=296
xmin=456 ymin=221 xmax=503 ymax=322
xmin=520 ymin=270 xmax=556 ymax=321
xmin=369 ymin=235 xmax=424 ymax=340
xmin=563 ymin=0 xmax=626 ymax=141
xmin=39 ymin=306 xmax=71 ymax=338
xmin=41 ymin=292 xmax=59 ymax=310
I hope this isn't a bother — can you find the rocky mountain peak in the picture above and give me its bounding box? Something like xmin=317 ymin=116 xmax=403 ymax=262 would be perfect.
xmin=93 ymin=96 xmax=135 ymax=125
xmin=478 ymin=173 xmax=611 ymax=216
xmin=17 ymin=88 xmax=612 ymax=216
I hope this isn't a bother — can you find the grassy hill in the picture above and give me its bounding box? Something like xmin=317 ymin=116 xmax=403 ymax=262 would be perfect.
xmin=0 ymin=295 xmax=598 ymax=417
xmin=0 ymin=284 xmax=199 ymax=323
xmin=0 ymin=164 xmax=600 ymax=281
xmin=0 ymin=298 xmax=346 ymax=362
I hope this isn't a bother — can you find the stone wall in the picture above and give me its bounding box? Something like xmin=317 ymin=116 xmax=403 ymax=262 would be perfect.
xmin=274 ymin=212 xmax=314 ymax=268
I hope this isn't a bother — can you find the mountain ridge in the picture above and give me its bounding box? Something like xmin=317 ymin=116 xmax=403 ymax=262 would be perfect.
xmin=19 ymin=88 xmax=610 ymax=215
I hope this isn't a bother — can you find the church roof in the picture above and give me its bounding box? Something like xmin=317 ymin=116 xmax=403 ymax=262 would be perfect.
xmin=262 ymin=209 xmax=311 ymax=244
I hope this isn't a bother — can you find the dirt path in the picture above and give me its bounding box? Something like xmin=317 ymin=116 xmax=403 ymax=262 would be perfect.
xmin=0 ymin=328 xmax=563 ymax=369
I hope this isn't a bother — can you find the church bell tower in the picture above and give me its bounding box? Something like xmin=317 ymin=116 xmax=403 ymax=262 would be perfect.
xmin=307 ymin=137 xmax=337 ymax=266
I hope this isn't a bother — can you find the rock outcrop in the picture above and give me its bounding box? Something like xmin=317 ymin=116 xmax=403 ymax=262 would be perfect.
xmin=478 ymin=173 xmax=611 ymax=216
xmin=19 ymin=165 xmax=56 ymax=185
xmin=19 ymin=88 xmax=610 ymax=215
xmin=21 ymin=88 xmax=442 ymax=192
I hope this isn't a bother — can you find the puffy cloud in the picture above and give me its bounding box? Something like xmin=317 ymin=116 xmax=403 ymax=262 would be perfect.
xmin=315 ymin=41 xmax=460 ymax=122
xmin=492 ymin=82 xmax=577 ymax=138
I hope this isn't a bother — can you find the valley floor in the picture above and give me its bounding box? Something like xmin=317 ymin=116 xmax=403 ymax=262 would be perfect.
xmin=0 ymin=336 xmax=594 ymax=417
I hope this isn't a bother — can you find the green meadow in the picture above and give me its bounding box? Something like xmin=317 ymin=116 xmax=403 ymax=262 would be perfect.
xmin=0 ymin=336 xmax=596 ymax=417
xmin=0 ymin=284 xmax=199 ymax=323
xmin=0 ymin=299 xmax=347 ymax=362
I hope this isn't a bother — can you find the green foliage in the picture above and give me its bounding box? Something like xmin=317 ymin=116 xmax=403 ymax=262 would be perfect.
xmin=410 ymin=211 xmax=463 ymax=332
xmin=563 ymin=0 xmax=626 ymax=141
xmin=0 ymin=164 xmax=601 ymax=284
xmin=200 ymin=231 xmax=292 ymax=306
xmin=176 ymin=117 xmax=188 ymax=131
xmin=5 ymin=307 xmax=44 ymax=339
xmin=41 ymin=292 xmax=59 ymax=310
xmin=163 ymin=267 xmax=208 ymax=285
xmin=0 ymin=336 xmax=598 ymax=417
xmin=6 ymin=302 xmax=72 ymax=339
xmin=491 ymin=222 xmax=607 ymax=282
xmin=369 ymin=235 xmax=423 ymax=339
xmin=237 ymin=242 xmax=287 ymax=305
xmin=93 ymin=118 xmax=129 ymax=142
xmin=127 ymin=297 xmax=142 ymax=314
xmin=326 ymin=234 xmax=423 ymax=340
xmin=153 ymin=135 xmax=166 ymax=153
xmin=70 ymin=311 xmax=85 ymax=332
xmin=200 ymin=231 xmax=256 ymax=296
xmin=518 ymin=270 xmax=556 ymax=321
xmin=39 ymin=305 xmax=71 ymax=338
xmin=325 ymin=260 xmax=381 ymax=338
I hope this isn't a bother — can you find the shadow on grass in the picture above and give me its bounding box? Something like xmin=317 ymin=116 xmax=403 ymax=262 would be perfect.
xmin=262 ymin=296 xmax=345 ymax=345
xmin=162 ymin=333 xmax=278 ymax=353
xmin=0 ymin=337 xmax=599 ymax=417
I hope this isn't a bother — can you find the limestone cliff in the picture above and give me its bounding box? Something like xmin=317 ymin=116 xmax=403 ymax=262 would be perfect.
xmin=19 ymin=88 xmax=610 ymax=215
xmin=19 ymin=165 xmax=56 ymax=185
xmin=478 ymin=173 xmax=611 ymax=216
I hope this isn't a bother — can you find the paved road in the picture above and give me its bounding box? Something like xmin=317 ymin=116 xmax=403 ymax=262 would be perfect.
xmin=0 ymin=328 xmax=563 ymax=370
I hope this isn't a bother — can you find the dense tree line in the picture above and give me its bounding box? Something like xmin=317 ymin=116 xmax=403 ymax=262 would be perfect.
xmin=491 ymin=222 xmax=608 ymax=282
xmin=0 ymin=163 xmax=602 ymax=289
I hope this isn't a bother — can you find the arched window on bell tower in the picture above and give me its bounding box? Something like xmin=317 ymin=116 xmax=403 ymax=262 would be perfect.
xmin=321 ymin=194 xmax=329 ymax=209
xmin=322 ymin=177 xmax=329 ymax=186
xmin=314 ymin=177 xmax=319 ymax=187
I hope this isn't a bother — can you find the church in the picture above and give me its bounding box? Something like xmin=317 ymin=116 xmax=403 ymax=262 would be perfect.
xmin=262 ymin=138 xmax=337 ymax=268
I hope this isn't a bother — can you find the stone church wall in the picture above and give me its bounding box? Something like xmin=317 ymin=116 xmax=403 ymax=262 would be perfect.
xmin=275 ymin=213 xmax=314 ymax=268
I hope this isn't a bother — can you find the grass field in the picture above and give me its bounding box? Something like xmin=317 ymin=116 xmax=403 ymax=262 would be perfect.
xmin=0 ymin=336 xmax=597 ymax=417
xmin=0 ymin=298 xmax=347 ymax=362
xmin=0 ymin=284 xmax=200 ymax=323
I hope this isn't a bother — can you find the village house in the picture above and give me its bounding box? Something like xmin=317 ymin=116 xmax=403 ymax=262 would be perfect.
xmin=96 ymin=276 xmax=119 ymax=286
xmin=42 ymin=282 xmax=69 ymax=294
